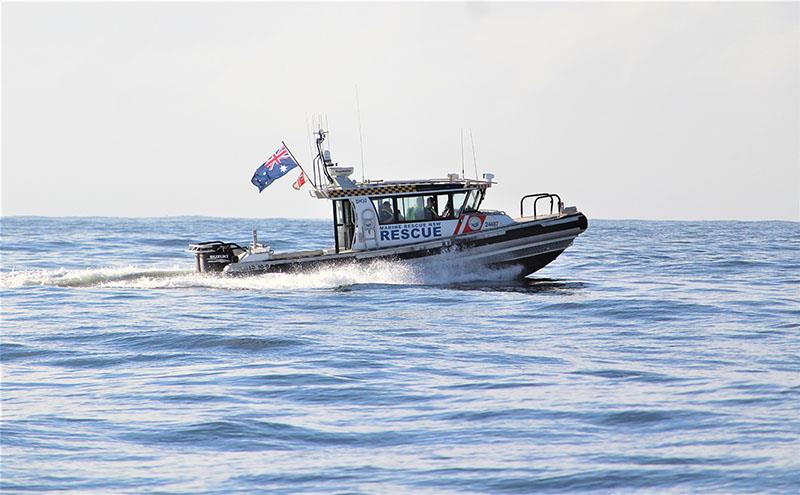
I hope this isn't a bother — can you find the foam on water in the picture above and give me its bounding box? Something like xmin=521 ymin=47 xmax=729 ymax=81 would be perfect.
xmin=0 ymin=257 xmax=524 ymax=291
xmin=1 ymin=265 xmax=191 ymax=289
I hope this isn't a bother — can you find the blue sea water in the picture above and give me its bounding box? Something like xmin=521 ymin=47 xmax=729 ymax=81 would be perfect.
xmin=1 ymin=217 xmax=799 ymax=494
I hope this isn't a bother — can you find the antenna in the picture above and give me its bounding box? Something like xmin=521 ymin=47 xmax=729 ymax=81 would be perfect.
xmin=324 ymin=114 xmax=331 ymax=155
xmin=460 ymin=128 xmax=465 ymax=178
xmin=305 ymin=113 xmax=316 ymax=187
xmin=469 ymin=128 xmax=478 ymax=180
xmin=355 ymin=85 xmax=366 ymax=182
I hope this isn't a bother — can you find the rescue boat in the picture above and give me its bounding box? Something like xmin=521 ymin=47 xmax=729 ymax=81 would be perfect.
xmin=189 ymin=130 xmax=588 ymax=277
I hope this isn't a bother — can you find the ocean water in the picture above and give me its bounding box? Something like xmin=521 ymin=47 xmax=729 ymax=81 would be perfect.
xmin=1 ymin=216 xmax=799 ymax=494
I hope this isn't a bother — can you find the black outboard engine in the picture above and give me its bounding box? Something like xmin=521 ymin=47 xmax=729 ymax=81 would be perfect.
xmin=188 ymin=241 xmax=245 ymax=273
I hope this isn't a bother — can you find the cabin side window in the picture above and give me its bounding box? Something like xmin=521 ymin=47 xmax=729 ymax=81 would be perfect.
xmin=372 ymin=198 xmax=396 ymax=224
xmin=420 ymin=195 xmax=440 ymax=221
xmin=398 ymin=196 xmax=427 ymax=222
xmin=436 ymin=193 xmax=456 ymax=219
xmin=370 ymin=190 xmax=477 ymax=224
xmin=401 ymin=194 xmax=454 ymax=221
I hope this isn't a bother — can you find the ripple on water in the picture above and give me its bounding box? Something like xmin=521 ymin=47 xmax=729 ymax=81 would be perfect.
xmin=2 ymin=218 xmax=799 ymax=493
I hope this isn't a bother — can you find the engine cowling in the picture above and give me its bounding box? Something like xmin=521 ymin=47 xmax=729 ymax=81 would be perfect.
xmin=188 ymin=241 xmax=244 ymax=273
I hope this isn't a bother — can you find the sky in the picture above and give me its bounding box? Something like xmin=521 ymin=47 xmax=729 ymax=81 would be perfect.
xmin=2 ymin=2 xmax=798 ymax=220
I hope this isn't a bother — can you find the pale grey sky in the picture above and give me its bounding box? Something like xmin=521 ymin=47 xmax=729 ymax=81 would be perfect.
xmin=2 ymin=2 xmax=798 ymax=220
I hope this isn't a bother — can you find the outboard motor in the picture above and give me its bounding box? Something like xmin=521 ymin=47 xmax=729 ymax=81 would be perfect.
xmin=188 ymin=241 xmax=245 ymax=273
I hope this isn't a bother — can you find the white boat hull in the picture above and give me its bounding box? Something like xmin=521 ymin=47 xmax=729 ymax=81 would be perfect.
xmin=205 ymin=213 xmax=588 ymax=278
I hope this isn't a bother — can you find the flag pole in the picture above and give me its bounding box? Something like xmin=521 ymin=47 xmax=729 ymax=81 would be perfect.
xmin=282 ymin=141 xmax=313 ymax=188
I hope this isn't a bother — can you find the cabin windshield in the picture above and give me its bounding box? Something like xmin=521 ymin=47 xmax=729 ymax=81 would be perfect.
xmin=463 ymin=189 xmax=484 ymax=213
xmin=451 ymin=192 xmax=468 ymax=217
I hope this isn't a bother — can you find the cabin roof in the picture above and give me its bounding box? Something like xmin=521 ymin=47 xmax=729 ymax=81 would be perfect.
xmin=311 ymin=177 xmax=492 ymax=199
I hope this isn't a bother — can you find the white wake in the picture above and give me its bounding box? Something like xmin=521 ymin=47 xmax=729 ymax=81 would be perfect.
xmin=1 ymin=258 xmax=524 ymax=291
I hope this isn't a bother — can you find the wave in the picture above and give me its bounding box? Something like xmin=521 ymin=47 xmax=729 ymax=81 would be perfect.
xmin=0 ymin=266 xmax=190 ymax=289
xmin=0 ymin=258 xmax=524 ymax=291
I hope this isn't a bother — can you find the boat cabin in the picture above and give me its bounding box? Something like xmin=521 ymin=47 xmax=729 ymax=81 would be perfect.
xmin=315 ymin=177 xmax=492 ymax=253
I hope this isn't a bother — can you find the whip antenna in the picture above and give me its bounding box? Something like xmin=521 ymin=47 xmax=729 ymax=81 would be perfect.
xmin=469 ymin=128 xmax=478 ymax=179
xmin=355 ymin=85 xmax=366 ymax=182
xmin=325 ymin=114 xmax=331 ymax=153
xmin=460 ymin=128 xmax=465 ymax=178
xmin=305 ymin=113 xmax=316 ymax=187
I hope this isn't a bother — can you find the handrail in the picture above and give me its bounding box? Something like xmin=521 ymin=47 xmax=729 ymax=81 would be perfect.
xmin=520 ymin=193 xmax=562 ymax=217
xmin=534 ymin=194 xmax=561 ymax=217
xmin=520 ymin=193 xmax=549 ymax=217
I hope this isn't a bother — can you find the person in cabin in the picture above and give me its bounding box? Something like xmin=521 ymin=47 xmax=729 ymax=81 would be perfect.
xmin=442 ymin=196 xmax=454 ymax=218
xmin=379 ymin=200 xmax=394 ymax=224
xmin=424 ymin=197 xmax=439 ymax=220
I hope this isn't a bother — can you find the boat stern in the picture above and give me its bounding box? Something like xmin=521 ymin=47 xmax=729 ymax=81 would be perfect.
xmin=187 ymin=241 xmax=246 ymax=273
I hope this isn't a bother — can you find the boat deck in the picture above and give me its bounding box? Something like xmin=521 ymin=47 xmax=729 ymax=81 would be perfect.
xmin=513 ymin=213 xmax=562 ymax=222
xmin=270 ymin=249 xmax=326 ymax=260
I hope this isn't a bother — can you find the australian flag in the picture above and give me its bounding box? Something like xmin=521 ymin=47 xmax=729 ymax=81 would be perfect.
xmin=251 ymin=143 xmax=299 ymax=192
